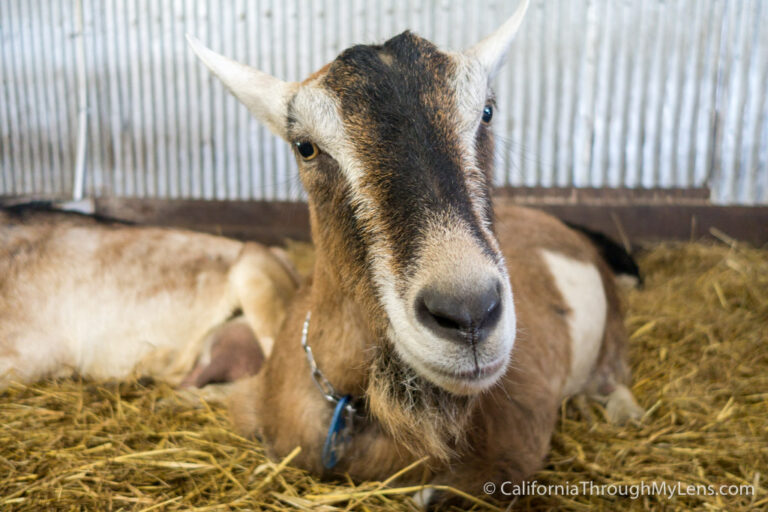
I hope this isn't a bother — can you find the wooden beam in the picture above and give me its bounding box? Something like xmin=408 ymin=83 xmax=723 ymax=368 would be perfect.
xmin=495 ymin=201 xmax=768 ymax=248
xmin=92 ymin=196 xmax=768 ymax=248
xmin=493 ymin=186 xmax=711 ymax=204
xmin=94 ymin=197 xmax=311 ymax=246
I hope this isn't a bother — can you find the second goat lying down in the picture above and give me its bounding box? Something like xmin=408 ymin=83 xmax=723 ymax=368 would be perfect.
xmin=190 ymin=0 xmax=643 ymax=506
xmin=0 ymin=206 xmax=299 ymax=390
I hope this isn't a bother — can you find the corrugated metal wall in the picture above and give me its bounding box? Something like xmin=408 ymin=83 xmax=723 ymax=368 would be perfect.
xmin=1 ymin=0 xmax=767 ymax=204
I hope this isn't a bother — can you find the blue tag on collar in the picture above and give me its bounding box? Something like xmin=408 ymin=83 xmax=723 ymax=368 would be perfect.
xmin=322 ymin=394 xmax=353 ymax=469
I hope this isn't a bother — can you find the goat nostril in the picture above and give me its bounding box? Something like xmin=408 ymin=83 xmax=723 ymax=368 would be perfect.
xmin=431 ymin=312 xmax=464 ymax=331
xmin=416 ymin=280 xmax=503 ymax=343
xmin=419 ymin=293 xmax=471 ymax=331
xmin=483 ymin=295 xmax=502 ymax=329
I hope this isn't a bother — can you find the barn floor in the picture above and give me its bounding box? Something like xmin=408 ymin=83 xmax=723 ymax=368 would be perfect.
xmin=1 ymin=241 xmax=766 ymax=511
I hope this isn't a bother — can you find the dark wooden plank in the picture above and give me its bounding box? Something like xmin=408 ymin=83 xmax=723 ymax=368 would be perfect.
xmin=94 ymin=197 xmax=311 ymax=245
xmin=495 ymin=201 xmax=768 ymax=248
xmin=494 ymin=186 xmax=711 ymax=204
xmin=92 ymin=196 xmax=768 ymax=248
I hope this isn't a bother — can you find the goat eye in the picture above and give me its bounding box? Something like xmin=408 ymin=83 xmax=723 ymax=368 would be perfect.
xmin=295 ymin=141 xmax=319 ymax=160
xmin=481 ymin=105 xmax=493 ymax=124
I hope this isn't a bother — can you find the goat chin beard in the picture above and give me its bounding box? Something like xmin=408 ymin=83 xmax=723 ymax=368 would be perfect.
xmin=366 ymin=343 xmax=476 ymax=464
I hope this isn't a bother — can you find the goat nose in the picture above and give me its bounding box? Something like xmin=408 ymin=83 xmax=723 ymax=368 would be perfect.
xmin=416 ymin=280 xmax=503 ymax=344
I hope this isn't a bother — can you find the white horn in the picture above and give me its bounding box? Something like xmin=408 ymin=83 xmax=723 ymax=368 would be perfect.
xmin=465 ymin=0 xmax=529 ymax=80
xmin=186 ymin=34 xmax=296 ymax=140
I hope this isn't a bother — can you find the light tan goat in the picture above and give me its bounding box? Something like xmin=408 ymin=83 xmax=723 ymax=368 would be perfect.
xmin=0 ymin=206 xmax=299 ymax=390
xmin=189 ymin=0 xmax=644 ymax=506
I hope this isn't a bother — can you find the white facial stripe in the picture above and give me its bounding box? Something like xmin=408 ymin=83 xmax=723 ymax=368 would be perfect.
xmin=448 ymin=53 xmax=501 ymax=253
xmin=290 ymin=87 xmax=347 ymax=160
xmin=290 ymin=85 xmax=378 ymax=208
xmin=450 ymin=52 xmax=491 ymax=134
xmin=541 ymin=249 xmax=607 ymax=397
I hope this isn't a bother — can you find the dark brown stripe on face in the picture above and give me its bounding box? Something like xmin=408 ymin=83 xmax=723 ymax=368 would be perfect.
xmin=303 ymin=151 xmax=374 ymax=294
xmin=322 ymin=32 xmax=496 ymax=278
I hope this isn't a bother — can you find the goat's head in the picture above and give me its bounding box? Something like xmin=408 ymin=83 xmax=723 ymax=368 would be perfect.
xmin=189 ymin=2 xmax=527 ymax=398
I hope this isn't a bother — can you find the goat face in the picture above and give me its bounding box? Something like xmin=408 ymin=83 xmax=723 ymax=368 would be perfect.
xmin=188 ymin=1 xmax=528 ymax=395
xmin=294 ymin=36 xmax=516 ymax=395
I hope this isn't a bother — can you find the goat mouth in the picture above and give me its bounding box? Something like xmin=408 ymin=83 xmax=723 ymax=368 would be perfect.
xmin=390 ymin=326 xmax=512 ymax=394
xmin=428 ymin=356 xmax=507 ymax=382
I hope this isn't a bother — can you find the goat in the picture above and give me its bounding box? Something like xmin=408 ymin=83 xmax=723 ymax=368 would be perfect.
xmin=0 ymin=205 xmax=299 ymax=391
xmin=190 ymin=0 xmax=643 ymax=506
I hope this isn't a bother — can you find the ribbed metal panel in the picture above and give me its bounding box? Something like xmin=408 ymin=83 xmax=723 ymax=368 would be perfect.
xmin=1 ymin=0 xmax=767 ymax=204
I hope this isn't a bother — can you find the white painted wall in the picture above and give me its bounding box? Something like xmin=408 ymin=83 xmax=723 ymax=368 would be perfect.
xmin=1 ymin=0 xmax=766 ymax=204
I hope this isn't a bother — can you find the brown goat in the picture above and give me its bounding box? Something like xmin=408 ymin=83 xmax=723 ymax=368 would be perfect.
xmin=0 ymin=206 xmax=299 ymax=391
xmin=189 ymin=0 xmax=643 ymax=506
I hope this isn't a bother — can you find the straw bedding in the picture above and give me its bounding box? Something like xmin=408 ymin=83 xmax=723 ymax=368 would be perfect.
xmin=1 ymin=240 xmax=766 ymax=511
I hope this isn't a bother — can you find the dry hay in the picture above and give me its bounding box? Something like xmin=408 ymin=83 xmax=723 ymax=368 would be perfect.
xmin=1 ymin=240 xmax=766 ymax=511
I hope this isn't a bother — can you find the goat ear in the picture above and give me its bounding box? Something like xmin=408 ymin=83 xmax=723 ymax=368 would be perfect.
xmin=187 ymin=35 xmax=296 ymax=140
xmin=465 ymin=0 xmax=529 ymax=80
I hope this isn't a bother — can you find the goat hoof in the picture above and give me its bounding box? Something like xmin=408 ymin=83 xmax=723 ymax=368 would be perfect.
xmin=605 ymin=384 xmax=644 ymax=424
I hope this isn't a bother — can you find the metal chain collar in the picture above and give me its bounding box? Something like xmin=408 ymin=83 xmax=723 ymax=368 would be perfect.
xmin=300 ymin=311 xmax=358 ymax=412
xmin=300 ymin=311 xmax=359 ymax=468
xmin=300 ymin=311 xmax=340 ymax=404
